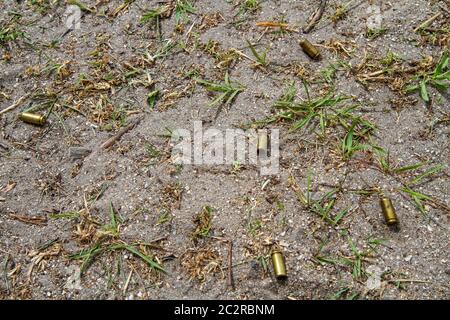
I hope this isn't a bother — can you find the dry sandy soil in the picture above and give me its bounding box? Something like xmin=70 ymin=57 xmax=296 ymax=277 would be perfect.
xmin=0 ymin=0 xmax=449 ymax=299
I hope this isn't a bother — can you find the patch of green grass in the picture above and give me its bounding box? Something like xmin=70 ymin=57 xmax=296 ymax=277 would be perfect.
xmin=141 ymin=6 xmax=170 ymax=24
xmin=247 ymin=219 xmax=262 ymax=236
xmin=373 ymin=149 xmax=446 ymax=215
xmin=380 ymin=50 xmax=402 ymax=67
xmin=240 ymin=0 xmax=261 ymax=13
xmin=69 ymin=201 xmax=165 ymax=275
xmin=174 ymin=0 xmax=196 ymax=25
xmin=366 ymin=27 xmax=388 ymax=40
xmin=109 ymin=243 xmax=165 ymax=272
xmin=42 ymin=60 xmax=70 ymax=79
xmin=406 ymin=51 xmax=449 ymax=103
xmin=107 ymin=106 xmax=127 ymax=131
xmin=256 ymin=255 xmax=269 ymax=274
xmin=319 ymin=64 xmax=339 ymax=84
xmin=329 ymin=287 xmax=359 ymax=300
xmin=141 ymin=39 xmax=177 ymax=63
xmin=314 ymin=235 xmax=383 ymax=281
xmin=405 ymin=164 xmax=444 ymax=186
xmin=147 ymin=89 xmax=160 ymax=109
xmin=293 ymin=172 xmax=349 ymax=226
xmin=192 ymin=205 xmax=214 ymax=240
xmin=231 ymin=160 xmax=242 ymax=173
xmin=330 ymin=0 xmax=355 ymax=23
xmin=313 ymin=240 xmax=341 ymax=265
xmin=373 ymin=147 xmax=446 ymax=215
xmin=343 ymin=237 xmax=365 ymax=279
xmin=340 ymin=236 xmax=380 ymax=280
xmin=196 ymin=72 xmax=245 ymax=107
xmin=23 ymin=90 xmax=59 ymax=117
xmin=156 ymin=209 xmax=172 ymax=225
xmin=0 ymin=23 xmax=25 ymax=46
xmin=340 ymin=122 xmax=374 ymax=160
xmin=268 ymin=83 xmax=376 ymax=157
xmin=69 ymin=243 xmax=104 ymax=274
xmin=271 ymin=83 xmax=349 ymax=132
xmin=27 ymin=0 xmax=53 ymax=14
xmin=367 ymin=237 xmax=386 ymax=253
xmin=373 ymin=147 xmax=427 ymax=174
xmin=71 ymin=242 xmax=165 ymax=275
xmin=141 ymin=5 xmax=170 ymax=38
xmin=400 ymin=164 xmax=445 ymax=214
xmin=87 ymin=184 xmax=108 ymax=203
xmin=145 ymin=143 xmax=161 ymax=163
xmin=102 ymin=202 xmax=122 ymax=237
xmin=246 ymin=39 xmax=269 ymax=67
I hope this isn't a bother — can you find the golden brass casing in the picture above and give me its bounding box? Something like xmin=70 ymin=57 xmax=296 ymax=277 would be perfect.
xmin=271 ymin=249 xmax=287 ymax=279
xmin=18 ymin=112 xmax=46 ymax=126
xmin=299 ymin=39 xmax=320 ymax=59
xmin=380 ymin=197 xmax=398 ymax=225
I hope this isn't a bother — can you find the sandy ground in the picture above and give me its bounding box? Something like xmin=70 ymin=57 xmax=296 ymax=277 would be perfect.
xmin=0 ymin=0 xmax=449 ymax=299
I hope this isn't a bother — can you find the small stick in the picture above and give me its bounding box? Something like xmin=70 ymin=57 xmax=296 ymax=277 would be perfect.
xmin=413 ymin=12 xmax=442 ymax=33
xmin=123 ymin=269 xmax=133 ymax=294
xmin=0 ymin=142 xmax=9 ymax=150
xmin=101 ymin=116 xmax=143 ymax=149
xmin=2 ymin=255 xmax=10 ymax=295
xmin=147 ymin=235 xmax=169 ymax=243
xmin=232 ymin=48 xmax=258 ymax=63
xmin=256 ymin=27 xmax=269 ymax=43
xmin=303 ymin=0 xmax=327 ymax=33
xmin=388 ymin=279 xmax=431 ymax=284
xmin=256 ymin=22 xmax=289 ymax=28
xmin=0 ymin=93 xmax=30 ymax=115
xmin=227 ymin=240 xmax=234 ymax=290
xmin=210 ymin=236 xmax=234 ymax=289
xmin=255 ymin=22 xmax=299 ymax=33
xmin=9 ymin=213 xmax=47 ymax=226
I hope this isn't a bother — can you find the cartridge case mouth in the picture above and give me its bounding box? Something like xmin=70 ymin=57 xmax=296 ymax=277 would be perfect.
xmin=380 ymin=197 xmax=398 ymax=225
xmin=18 ymin=112 xmax=46 ymax=126
xmin=271 ymin=250 xmax=287 ymax=279
xmin=299 ymin=39 xmax=321 ymax=60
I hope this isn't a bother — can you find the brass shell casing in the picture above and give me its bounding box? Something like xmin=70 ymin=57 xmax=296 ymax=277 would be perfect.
xmin=18 ymin=112 xmax=46 ymax=126
xmin=380 ymin=197 xmax=398 ymax=225
xmin=299 ymin=39 xmax=320 ymax=59
xmin=271 ymin=249 xmax=287 ymax=279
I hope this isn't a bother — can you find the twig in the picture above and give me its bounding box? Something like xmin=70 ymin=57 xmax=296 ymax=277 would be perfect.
xmin=303 ymin=0 xmax=327 ymax=33
xmin=227 ymin=240 xmax=234 ymax=290
xmin=413 ymin=12 xmax=442 ymax=33
xmin=147 ymin=235 xmax=169 ymax=243
xmin=110 ymin=0 xmax=134 ymax=17
xmin=185 ymin=20 xmax=197 ymax=41
xmin=388 ymin=279 xmax=431 ymax=284
xmin=101 ymin=116 xmax=143 ymax=149
xmin=0 ymin=93 xmax=30 ymax=115
xmin=9 ymin=213 xmax=47 ymax=226
xmin=122 ymin=269 xmax=133 ymax=294
xmin=2 ymin=255 xmax=10 ymax=295
xmin=232 ymin=48 xmax=258 ymax=64
xmin=256 ymin=22 xmax=299 ymax=33
xmin=210 ymin=236 xmax=234 ymax=289
xmin=0 ymin=141 xmax=9 ymax=150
